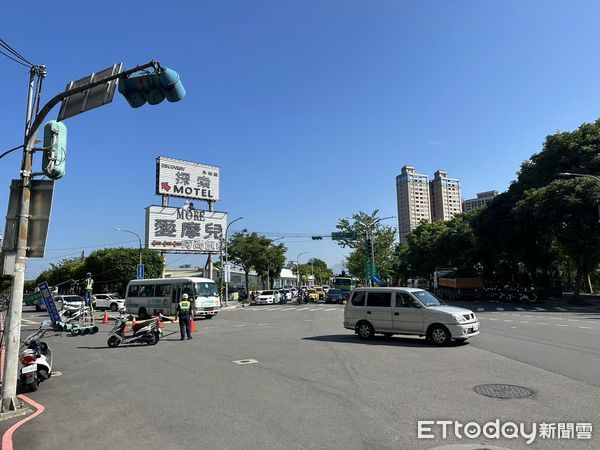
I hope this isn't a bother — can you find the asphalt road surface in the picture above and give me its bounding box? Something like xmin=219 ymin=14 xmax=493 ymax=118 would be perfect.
xmin=4 ymin=301 xmax=600 ymax=450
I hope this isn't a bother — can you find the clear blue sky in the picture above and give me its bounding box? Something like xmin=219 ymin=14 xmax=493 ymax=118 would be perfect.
xmin=2 ymin=0 xmax=600 ymax=278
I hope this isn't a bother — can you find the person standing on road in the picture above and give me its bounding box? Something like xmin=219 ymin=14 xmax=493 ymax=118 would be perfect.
xmin=176 ymin=293 xmax=193 ymax=340
xmin=84 ymin=273 xmax=94 ymax=307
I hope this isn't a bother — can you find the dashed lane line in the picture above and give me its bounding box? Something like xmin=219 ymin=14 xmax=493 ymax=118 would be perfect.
xmin=324 ymin=308 xmax=337 ymax=311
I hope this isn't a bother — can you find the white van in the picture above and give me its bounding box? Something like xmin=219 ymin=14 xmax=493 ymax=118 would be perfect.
xmin=125 ymin=277 xmax=220 ymax=319
xmin=344 ymin=287 xmax=480 ymax=345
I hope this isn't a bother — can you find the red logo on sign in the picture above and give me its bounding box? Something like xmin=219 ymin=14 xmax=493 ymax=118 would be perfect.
xmin=161 ymin=182 xmax=171 ymax=191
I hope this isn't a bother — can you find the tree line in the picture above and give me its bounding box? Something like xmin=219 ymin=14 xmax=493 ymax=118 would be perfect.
xmin=335 ymin=120 xmax=600 ymax=301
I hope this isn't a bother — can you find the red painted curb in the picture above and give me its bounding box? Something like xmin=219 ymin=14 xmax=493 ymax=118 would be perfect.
xmin=1 ymin=395 xmax=45 ymax=450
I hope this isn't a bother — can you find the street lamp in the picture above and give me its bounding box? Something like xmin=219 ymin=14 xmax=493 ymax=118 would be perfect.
xmin=223 ymin=217 xmax=244 ymax=307
xmin=114 ymin=228 xmax=143 ymax=271
xmin=296 ymin=252 xmax=308 ymax=288
xmin=365 ymin=216 xmax=396 ymax=287
xmin=266 ymin=237 xmax=285 ymax=289
xmin=559 ymin=173 xmax=600 ymax=222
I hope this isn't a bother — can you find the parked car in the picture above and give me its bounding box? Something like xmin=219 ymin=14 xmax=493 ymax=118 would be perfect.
xmin=290 ymin=288 xmax=298 ymax=298
xmin=92 ymin=293 xmax=125 ymax=311
xmin=344 ymin=287 xmax=480 ymax=345
xmin=322 ymin=286 xmax=330 ymax=294
xmin=325 ymin=289 xmax=345 ymax=304
xmin=256 ymin=290 xmax=276 ymax=305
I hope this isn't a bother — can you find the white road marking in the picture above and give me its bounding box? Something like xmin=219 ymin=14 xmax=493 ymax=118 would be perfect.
xmin=557 ymin=324 xmax=569 ymax=327
xmin=567 ymin=319 xmax=578 ymax=322
xmin=515 ymin=307 xmax=525 ymax=311
xmin=534 ymin=307 xmax=547 ymax=311
xmin=520 ymin=321 xmax=530 ymax=324
xmin=579 ymin=326 xmax=592 ymax=329
xmin=511 ymin=326 xmax=517 ymax=329
xmin=550 ymin=317 xmax=562 ymax=320
xmin=536 ymin=323 xmax=548 ymax=325
xmin=21 ymin=319 xmax=38 ymax=325
xmin=324 ymin=308 xmax=337 ymax=311
xmin=304 ymin=319 xmax=313 ymax=322
xmin=266 ymin=308 xmax=279 ymax=311
xmin=477 ymin=308 xmax=484 ymax=312
xmin=296 ymin=308 xmax=309 ymax=311
xmin=233 ymin=324 xmax=247 ymax=327
xmin=488 ymin=318 xmax=498 ymax=321
xmin=555 ymin=307 xmax=569 ymax=311
xmin=257 ymin=323 xmax=270 ymax=326
xmin=503 ymin=319 xmax=513 ymax=322
xmin=308 ymin=308 xmax=321 ymax=311
xmin=496 ymin=307 xmax=504 ymax=311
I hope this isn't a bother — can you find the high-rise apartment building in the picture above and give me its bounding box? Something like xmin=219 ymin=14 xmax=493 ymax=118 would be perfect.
xmin=429 ymin=170 xmax=462 ymax=222
xmin=396 ymin=165 xmax=432 ymax=243
xmin=462 ymin=190 xmax=499 ymax=212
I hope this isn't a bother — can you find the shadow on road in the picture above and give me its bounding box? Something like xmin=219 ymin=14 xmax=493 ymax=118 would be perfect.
xmin=303 ymin=334 xmax=469 ymax=348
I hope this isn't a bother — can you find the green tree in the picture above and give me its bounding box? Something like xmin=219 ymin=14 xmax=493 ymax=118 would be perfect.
xmin=335 ymin=210 xmax=396 ymax=284
xmin=254 ymin=242 xmax=287 ymax=289
xmin=515 ymin=178 xmax=600 ymax=302
xmin=228 ymin=232 xmax=271 ymax=291
xmin=307 ymin=258 xmax=333 ymax=284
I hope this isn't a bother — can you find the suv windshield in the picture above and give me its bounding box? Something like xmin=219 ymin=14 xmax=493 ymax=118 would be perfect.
xmin=412 ymin=290 xmax=443 ymax=307
xmin=195 ymin=282 xmax=219 ymax=297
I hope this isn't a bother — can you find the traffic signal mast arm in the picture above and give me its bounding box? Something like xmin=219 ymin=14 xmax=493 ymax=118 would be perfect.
xmin=24 ymin=61 xmax=160 ymax=150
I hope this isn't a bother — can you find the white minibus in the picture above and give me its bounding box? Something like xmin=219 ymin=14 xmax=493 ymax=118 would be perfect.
xmin=125 ymin=277 xmax=220 ymax=320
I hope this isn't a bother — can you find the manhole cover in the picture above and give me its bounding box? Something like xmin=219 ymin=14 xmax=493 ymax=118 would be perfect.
xmin=474 ymin=384 xmax=534 ymax=399
xmin=232 ymin=359 xmax=258 ymax=365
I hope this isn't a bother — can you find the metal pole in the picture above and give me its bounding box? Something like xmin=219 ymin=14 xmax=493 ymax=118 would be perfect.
xmin=224 ymin=217 xmax=244 ymax=307
xmin=296 ymin=252 xmax=308 ymax=288
xmin=160 ymin=194 xmax=168 ymax=278
xmin=113 ymin=228 xmax=142 ymax=277
xmin=1 ymin=67 xmax=38 ymax=411
xmin=207 ymin=201 xmax=214 ymax=281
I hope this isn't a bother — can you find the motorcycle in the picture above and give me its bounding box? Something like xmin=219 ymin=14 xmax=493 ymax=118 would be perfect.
xmin=107 ymin=315 xmax=162 ymax=347
xmin=20 ymin=321 xmax=53 ymax=392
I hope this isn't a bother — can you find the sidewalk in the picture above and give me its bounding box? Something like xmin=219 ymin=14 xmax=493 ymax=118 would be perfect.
xmin=542 ymin=293 xmax=600 ymax=310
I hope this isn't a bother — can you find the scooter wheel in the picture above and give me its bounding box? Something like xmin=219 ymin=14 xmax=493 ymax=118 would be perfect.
xmin=82 ymin=327 xmax=91 ymax=335
xmin=91 ymin=326 xmax=99 ymax=334
xmin=71 ymin=328 xmax=82 ymax=336
xmin=107 ymin=336 xmax=120 ymax=348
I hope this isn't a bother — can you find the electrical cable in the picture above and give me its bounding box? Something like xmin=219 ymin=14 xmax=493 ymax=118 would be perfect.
xmin=0 ymin=48 xmax=30 ymax=68
xmin=0 ymin=38 xmax=33 ymax=66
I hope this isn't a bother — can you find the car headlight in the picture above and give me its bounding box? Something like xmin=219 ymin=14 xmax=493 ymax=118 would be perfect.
xmin=451 ymin=313 xmax=467 ymax=323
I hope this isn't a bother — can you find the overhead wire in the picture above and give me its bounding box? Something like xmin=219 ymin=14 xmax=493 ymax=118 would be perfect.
xmin=0 ymin=48 xmax=31 ymax=68
xmin=0 ymin=38 xmax=33 ymax=66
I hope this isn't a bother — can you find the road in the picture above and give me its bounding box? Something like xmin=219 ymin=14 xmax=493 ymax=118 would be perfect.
xmin=3 ymin=301 xmax=600 ymax=450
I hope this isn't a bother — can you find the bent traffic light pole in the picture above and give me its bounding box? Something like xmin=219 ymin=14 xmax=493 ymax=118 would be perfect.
xmin=0 ymin=60 xmax=166 ymax=412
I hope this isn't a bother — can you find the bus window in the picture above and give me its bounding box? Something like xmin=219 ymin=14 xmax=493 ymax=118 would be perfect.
xmin=128 ymin=285 xmax=139 ymax=297
xmin=155 ymin=284 xmax=171 ymax=297
xmin=139 ymin=285 xmax=155 ymax=297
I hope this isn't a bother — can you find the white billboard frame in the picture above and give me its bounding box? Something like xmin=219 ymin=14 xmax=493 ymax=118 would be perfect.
xmin=155 ymin=156 xmax=220 ymax=202
xmin=145 ymin=206 xmax=227 ymax=254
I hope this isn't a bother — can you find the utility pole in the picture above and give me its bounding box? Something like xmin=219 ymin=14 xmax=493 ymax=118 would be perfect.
xmin=1 ymin=64 xmax=45 ymax=411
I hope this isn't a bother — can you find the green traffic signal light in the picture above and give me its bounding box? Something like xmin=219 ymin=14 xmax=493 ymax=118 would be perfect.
xmin=42 ymin=120 xmax=67 ymax=180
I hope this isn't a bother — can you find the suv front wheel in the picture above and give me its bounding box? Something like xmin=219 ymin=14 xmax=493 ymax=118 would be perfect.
xmin=356 ymin=321 xmax=374 ymax=340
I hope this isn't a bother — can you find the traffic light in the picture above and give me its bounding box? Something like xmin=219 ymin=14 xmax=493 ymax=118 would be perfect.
xmin=42 ymin=120 xmax=67 ymax=180
xmin=118 ymin=67 xmax=186 ymax=108
xmin=365 ymin=238 xmax=373 ymax=259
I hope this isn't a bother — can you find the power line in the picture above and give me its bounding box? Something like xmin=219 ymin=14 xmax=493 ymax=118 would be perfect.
xmin=0 ymin=38 xmax=33 ymax=66
xmin=0 ymin=48 xmax=30 ymax=68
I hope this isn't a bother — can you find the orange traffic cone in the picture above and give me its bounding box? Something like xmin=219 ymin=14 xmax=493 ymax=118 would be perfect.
xmin=190 ymin=318 xmax=197 ymax=333
xmin=103 ymin=311 xmax=109 ymax=324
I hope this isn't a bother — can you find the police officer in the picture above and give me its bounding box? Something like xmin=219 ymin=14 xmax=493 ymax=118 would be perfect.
xmin=176 ymin=293 xmax=193 ymax=340
xmin=84 ymin=273 xmax=94 ymax=307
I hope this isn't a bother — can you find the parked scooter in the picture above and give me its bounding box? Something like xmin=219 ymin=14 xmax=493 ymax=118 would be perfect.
xmin=20 ymin=321 xmax=53 ymax=392
xmin=107 ymin=315 xmax=162 ymax=347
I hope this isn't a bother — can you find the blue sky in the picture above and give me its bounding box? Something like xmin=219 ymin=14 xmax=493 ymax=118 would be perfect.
xmin=2 ymin=0 xmax=600 ymax=278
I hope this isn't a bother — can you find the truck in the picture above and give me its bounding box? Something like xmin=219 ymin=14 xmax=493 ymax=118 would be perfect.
xmin=433 ymin=267 xmax=483 ymax=300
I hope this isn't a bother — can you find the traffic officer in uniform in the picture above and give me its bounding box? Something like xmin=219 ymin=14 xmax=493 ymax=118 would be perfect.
xmin=176 ymin=293 xmax=193 ymax=340
xmin=84 ymin=273 xmax=94 ymax=307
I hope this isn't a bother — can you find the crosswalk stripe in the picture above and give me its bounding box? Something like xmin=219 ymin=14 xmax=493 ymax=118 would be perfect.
xmin=554 ymin=307 xmax=568 ymax=311
xmin=515 ymin=307 xmax=525 ymax=311
xmin=477 ymin=308 xmax=484 ymax=312
xmin=308 ymin=308 xmax=321 ymax=311
xmin=534 ymin=307 xmax=547 ymax=311
xmin=496 ymin=307 xmax=504 ymax=311
xmin=324 ymin=308 xmax=337 ymax=311
xmin=296 ymin=308 xmax=309 ymax=311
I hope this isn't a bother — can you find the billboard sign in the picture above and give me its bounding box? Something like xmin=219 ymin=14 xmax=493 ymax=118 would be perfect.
xmin=156 ymin=157 xmax=220 ymax=202
xmin=146 ymin=206 xmax=227 ymax=253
